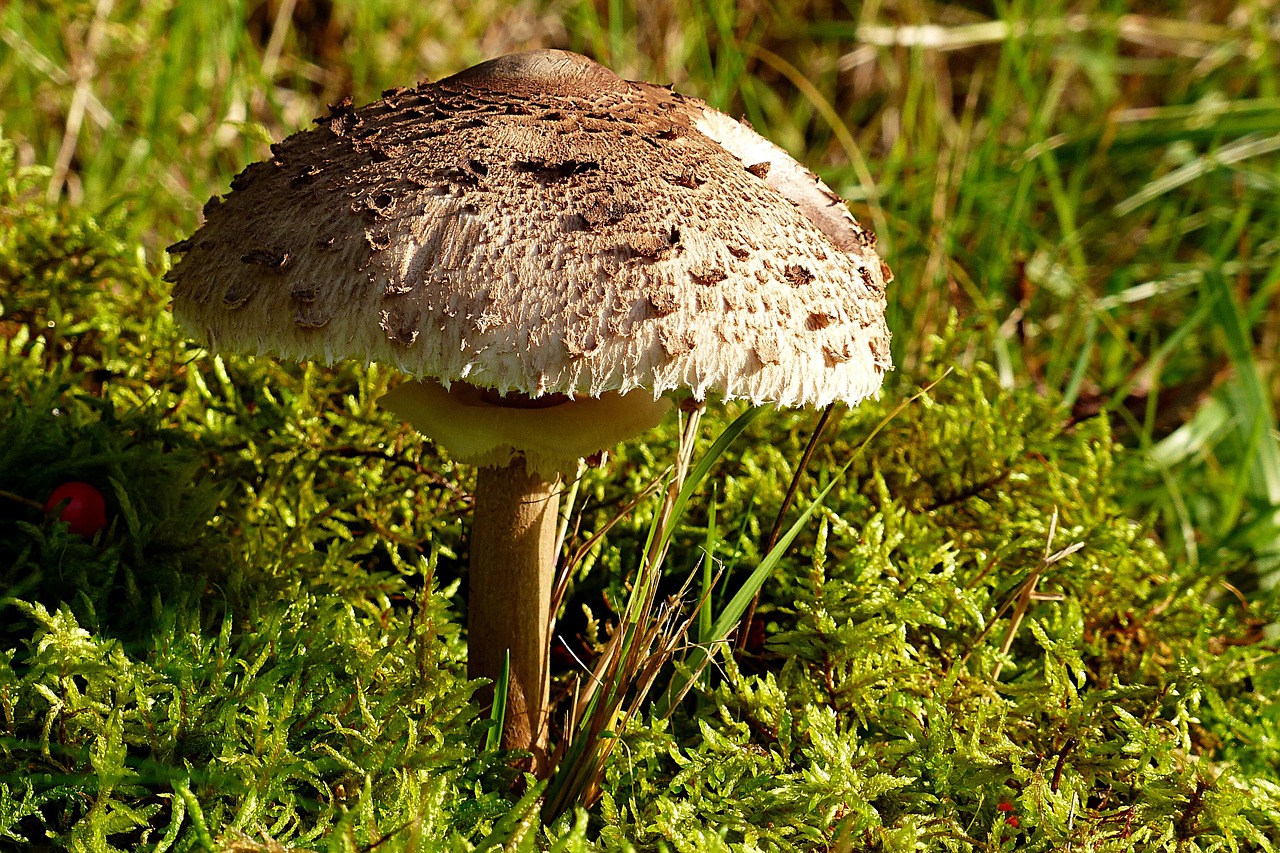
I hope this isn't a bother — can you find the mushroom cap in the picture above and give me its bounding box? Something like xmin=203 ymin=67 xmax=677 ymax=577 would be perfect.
xmin=167 ymin=49 xmax=892 ymax=409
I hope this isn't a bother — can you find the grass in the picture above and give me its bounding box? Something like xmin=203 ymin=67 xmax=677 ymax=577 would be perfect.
xmin=1 ymin=0 xmax=1278 ymax=850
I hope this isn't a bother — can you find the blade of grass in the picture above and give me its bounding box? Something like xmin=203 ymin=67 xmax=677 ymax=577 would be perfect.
xmin=484 ymin=651 xmax=509 ymax=753
xmin=1114 ymin=133 xmax=1280 ymax=217
xmin=1207 ymin=263 xmax=1280 ymax=579
xmin=1207 ymin=273 xmax=1280 ymax=505
xmin=698 ymin=488 xmax=718 ymax=647
xmin=735 ymin=403 xmax=835 ymax=650
xmin=651 ymin=405 xmax=764 ymax=564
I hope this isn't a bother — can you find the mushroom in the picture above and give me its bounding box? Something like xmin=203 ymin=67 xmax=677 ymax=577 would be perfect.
xmin=166 ymin=49 xmax=892 ymax=776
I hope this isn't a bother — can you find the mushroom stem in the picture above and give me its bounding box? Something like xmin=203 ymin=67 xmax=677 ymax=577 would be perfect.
xmin=470 ymin=458 xmax=559 ymax=775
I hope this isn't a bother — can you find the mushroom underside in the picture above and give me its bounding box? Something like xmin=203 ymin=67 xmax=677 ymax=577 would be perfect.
xmin=378 ymin=379 xmax=672 ymax=477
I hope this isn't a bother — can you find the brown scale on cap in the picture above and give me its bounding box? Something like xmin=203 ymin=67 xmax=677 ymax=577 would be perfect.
xmin=168 ymin=48 xmax=892 ymax=419
xmin=290 ymin=284 xmax=320 ymax=302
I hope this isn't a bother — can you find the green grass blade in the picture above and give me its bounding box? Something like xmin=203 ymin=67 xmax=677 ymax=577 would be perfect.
xmin=653 ymin=405 xmax=764 ymax=562
xmin=1208 ymin=275 xmax=1280 ymax=505
xmin=485 ymin=650 xmax=510 ymax=753
xmin=698 ymin=488 xmax=718 ymax=648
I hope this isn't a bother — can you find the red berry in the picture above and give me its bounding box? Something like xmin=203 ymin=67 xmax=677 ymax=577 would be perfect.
xmin=997 ymin=800 xmax=1014 ymax=813
xmin=44 ymin=481 xmax=108 ymax=538
xmin=1006 ymin=816 xmax=1020 ymax=828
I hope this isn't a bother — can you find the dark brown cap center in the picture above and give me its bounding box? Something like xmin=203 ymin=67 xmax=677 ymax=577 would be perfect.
xmin=441 ymin=49 xmax=624 ymax=98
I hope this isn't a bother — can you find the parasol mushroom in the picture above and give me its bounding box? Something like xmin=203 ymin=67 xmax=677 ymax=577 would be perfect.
xmin=166 ymin=49 xmax=892 ymax=776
